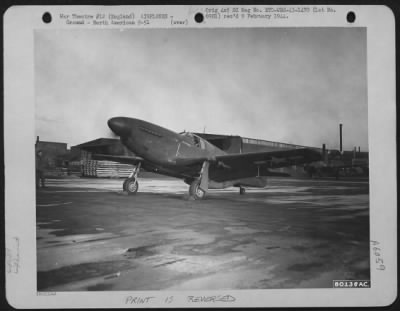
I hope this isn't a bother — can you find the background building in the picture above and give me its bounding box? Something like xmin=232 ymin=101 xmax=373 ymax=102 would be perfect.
xmin=35 ymin=136 xmax=70 ymax=176
xmin=37 ymin=129 xmax=368 ymax=179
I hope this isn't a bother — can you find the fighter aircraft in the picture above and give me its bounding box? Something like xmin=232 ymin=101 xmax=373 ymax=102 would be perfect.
xmin=93 ymin=117 xmax=322 ymax=199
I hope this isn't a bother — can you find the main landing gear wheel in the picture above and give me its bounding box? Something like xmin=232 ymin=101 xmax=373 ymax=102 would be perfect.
xmin=239 ymin=186 xmax=246 ymax=195
xmin=189 ymin=179 xmax=206 ymax=200
xmin=123 ymin=177 xmax=139 ymax=194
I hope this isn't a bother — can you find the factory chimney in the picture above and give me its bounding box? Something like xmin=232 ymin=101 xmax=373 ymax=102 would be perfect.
xmin=339 ymin=124 xmax=343 ymax=153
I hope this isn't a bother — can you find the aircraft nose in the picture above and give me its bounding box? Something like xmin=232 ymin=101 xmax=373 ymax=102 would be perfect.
xmin=108 ymin=117 xmax=131 ymax=137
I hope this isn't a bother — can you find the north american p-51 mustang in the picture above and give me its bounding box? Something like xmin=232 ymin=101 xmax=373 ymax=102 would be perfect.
xmin=94 ymin=117 xmax=322 ymax=199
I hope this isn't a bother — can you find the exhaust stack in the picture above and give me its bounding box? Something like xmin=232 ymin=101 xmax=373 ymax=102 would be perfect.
xmin=339 ymin=124 xmax=343 ymax=153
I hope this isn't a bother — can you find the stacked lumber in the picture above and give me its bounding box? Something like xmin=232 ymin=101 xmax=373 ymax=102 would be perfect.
xmin=82 ymin=160 xmax=97 ymax=177
xmin=81 ymin=160 xmax=134 ymax=178
xmin=96 ymin=161 xmax=134 ymax=178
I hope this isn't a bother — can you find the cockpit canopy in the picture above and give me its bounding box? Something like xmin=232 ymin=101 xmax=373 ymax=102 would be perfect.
xmin=180 ymin=132 xmax=206 ymax=149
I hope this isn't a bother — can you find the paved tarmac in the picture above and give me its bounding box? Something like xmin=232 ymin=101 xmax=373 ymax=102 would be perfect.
xmin=36 ymin=177 xmax=370 ymax=291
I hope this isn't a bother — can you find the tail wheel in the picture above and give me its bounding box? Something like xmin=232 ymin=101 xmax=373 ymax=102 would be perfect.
xmin=189 ymin=179 xmax=206 ymax=200
xmin=123 ymin=177 xmax=139 ymax=194
xmin=239 ymin=186 xmax=246 ymax=195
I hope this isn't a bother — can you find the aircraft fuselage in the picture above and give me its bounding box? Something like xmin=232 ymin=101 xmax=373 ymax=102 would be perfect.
xmin=109 ymin=117 xmax=225 ymax=179
xmin=105 ymin=117 xmax=321 ymax=198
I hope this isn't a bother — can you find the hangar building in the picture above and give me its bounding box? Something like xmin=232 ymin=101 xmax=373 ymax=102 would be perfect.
xmin=35 ymin=136 xmax=71 ymax=176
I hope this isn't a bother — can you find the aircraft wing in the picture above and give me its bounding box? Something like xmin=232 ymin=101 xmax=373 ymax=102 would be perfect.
xmin=91 ymin=154 xmax=144 ymax=165
xmin=215 ymin=148 xmax=321 ymax=169
xmin=175 ymin=148 xmax=321 ymax=181
xmin=208 ymin=148 xmax=322 ymax=182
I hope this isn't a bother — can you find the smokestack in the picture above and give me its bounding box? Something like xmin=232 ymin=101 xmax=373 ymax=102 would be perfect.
xmin=339 ymin=124 xmax=343 ymax=153
xmin=36 ymin=136 xmax=39 ymax=143
xmin=358 ymin=146 xmax=361 ymax=153
xmin=322 ymin=143 xmax=326 ymax=161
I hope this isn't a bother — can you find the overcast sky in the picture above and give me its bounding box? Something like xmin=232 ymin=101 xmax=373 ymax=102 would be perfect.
xmin=35 ymin=27 xmax=367 ymax=150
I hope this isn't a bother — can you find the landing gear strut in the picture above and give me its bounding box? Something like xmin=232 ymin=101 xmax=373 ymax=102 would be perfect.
xmin=188 ymin=161 xmax=209 ymax=200
xmin=189 ymin=179 xmax=206 ymax=200
xmin=123 ymin=162 xmax=141 ymax=194
xmin=239 ymin=186 xmax=246 ymax=195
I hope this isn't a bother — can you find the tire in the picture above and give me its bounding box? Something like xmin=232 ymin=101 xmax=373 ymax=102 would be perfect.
xmin=239 ymin=186 xmax=246 ymax=195
xmin=189 ymin=179 xmax=206 ymax=200
xmin=123 ymin=178 xmax=139 ymax=194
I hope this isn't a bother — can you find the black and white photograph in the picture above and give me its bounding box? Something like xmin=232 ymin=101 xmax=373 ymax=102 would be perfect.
xmin=35 ymin=26 xmax=371 ymax=291
xmin=4 ymin=5 xmax=397 ymax=308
